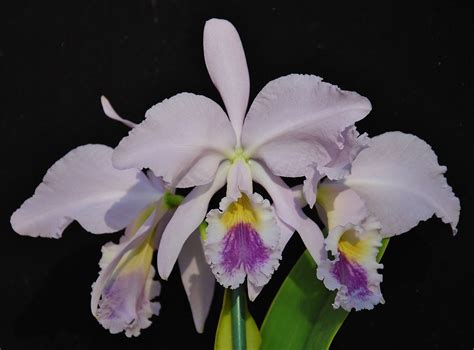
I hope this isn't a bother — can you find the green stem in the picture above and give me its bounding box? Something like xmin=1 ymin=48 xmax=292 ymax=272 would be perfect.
xmin=230 ymin=285 xmax=247 ymax=350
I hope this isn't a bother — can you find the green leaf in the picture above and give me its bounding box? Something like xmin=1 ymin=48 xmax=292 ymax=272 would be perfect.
xmin=215 ymin=289 xmax=262 ymax=350
xmin=261 ymin=239 xmax=389 ymax=350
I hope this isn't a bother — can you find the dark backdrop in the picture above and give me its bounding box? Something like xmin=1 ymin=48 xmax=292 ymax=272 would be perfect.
xmin=1 ymin=1 xmax=472 ymax=349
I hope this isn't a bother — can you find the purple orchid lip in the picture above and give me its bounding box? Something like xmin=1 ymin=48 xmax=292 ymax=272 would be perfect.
xmin=98 ymin=274 xmax=140 ymax=327
xmin=96 ymin=267 xmax=161 ymax=337
xmin=221 ymin=222 xmax=271 ymax=276
xmin=316 ymin=220 xmax=385 ymax=312
xmin=332 ymin=253 xmax=371 ymax=300
xmin=204 ymin=192 xmax=282 ymax=289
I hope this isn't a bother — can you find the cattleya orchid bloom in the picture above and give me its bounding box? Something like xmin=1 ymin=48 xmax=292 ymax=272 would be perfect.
xmin=10 ymin=106 xmax=216 ymax=336
xmin=314 ymin=131 xmax=460 ymax=311
xmin=112 ymin=19 xmax=372 ymax=298
xmin=8 ymin=15 xmax=462 ymax=346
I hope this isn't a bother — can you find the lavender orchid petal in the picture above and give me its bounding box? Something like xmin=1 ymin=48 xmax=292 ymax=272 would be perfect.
xmin=275 ymin=212 xmax=296 ymax=253
xmin=340 ymin=132 xmax=460 ymax=236
xmin=113 ymin=93 xmax=236 ymax=188
xmin=322 ymin=126 xmax=369 ymax=180
xmin=146 ymin=169 xmax=167 ymax=193
xmin=303 ymin=126 xmax=369 ymax=207
xmin=178 ymin=230 xmax=216 ymax=334
xmin=249 ymin=160 xmax=325 ymax=265
xmin=242 ymin=74 xmax=371 ymax=179
xmin=157 ymin=162 xmax=230 ymax=280
xmin=317 ymin=184 xmax=369 ymax=229
xmin=11 ymin=145 xmax=161 ymax=238
xmin=204 ymin=19 xmax=250 ymax=142
xmin=247 ymin=280 xmax=263 ymax=302
xmin=303 ymin=166 xmax=324 ymax=209
xmin=101 ymin=95 xmax=137 ymax=128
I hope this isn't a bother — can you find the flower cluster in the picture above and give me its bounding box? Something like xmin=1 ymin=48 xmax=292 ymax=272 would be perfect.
xmin=11 ymin=19 xmax=460 ymax=336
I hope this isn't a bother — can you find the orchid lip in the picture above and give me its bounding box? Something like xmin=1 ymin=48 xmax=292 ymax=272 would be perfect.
xmin=317 ymin=220 xmax=384 ymax=311
xmin=204 ymin=193 xmax=282 ymax=289
xmin=92 ymin=205 xmax=163 ymax=337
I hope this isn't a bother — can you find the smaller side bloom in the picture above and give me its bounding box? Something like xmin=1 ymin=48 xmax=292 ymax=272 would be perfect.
xmin=92 ymin=178 xmax=215 ymax=336
xmin=92 ymin=206 xmax=169 ymax=337
xmin=316 ymin=217 xmax=384 ymax=311
xmin=204 ymin=193 xmax=281 ymax=289
xmin=314 ymin=131 xmax=461 ymax=311
xmin=10 ymin=144 xmax=169 ymax=336
xmin=316 ymin=185 xmax=384 ymax=311
xmin=92 ymin=208 xmax=160 ymax=337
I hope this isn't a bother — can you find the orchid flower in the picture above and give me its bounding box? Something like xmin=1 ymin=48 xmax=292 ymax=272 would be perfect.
xmin=10 ymin=102 xmax=216 ymax=336
xmin=111 ymin=18 xmax=372 ymax=299
xmin=313 ymin=131 xmax=460 ymax=311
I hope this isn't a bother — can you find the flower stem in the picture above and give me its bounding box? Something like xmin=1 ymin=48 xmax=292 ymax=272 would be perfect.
xmin=230 ymin=285 xmax=247 ymax=350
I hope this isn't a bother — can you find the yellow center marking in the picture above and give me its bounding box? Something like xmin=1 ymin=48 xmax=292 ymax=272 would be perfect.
xmin=221 ymin=195 xmax=259 ymax=229
xmin=338 ymin=229 xmax=371 ymax=261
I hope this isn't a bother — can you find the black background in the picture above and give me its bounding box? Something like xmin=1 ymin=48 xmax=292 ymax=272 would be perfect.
xmin=1 ymin=1 xmax=473 ymax=349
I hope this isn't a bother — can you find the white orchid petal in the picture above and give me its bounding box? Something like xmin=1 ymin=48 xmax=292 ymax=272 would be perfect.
xmin=11 ymin=145 xmax=160 ymax=238
xmin=242 ymin=74 xmax=371 ymax=178
xmin=178 ymin=230 xmax=215 ymax=334
xmin=249 ymin=160 xmax=325 ymax=265
xmin=113 ymin=93 xmax=235 ymax=188
xmin=157 ymin=161 xmax=230 ymax=280
xmin=100 ymin=96 xmax=137 ymax=128
xmin=342 ymin=132 xmax=460 ymax=236
xmin=204 ymin=19 xmax=250 ymax=142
